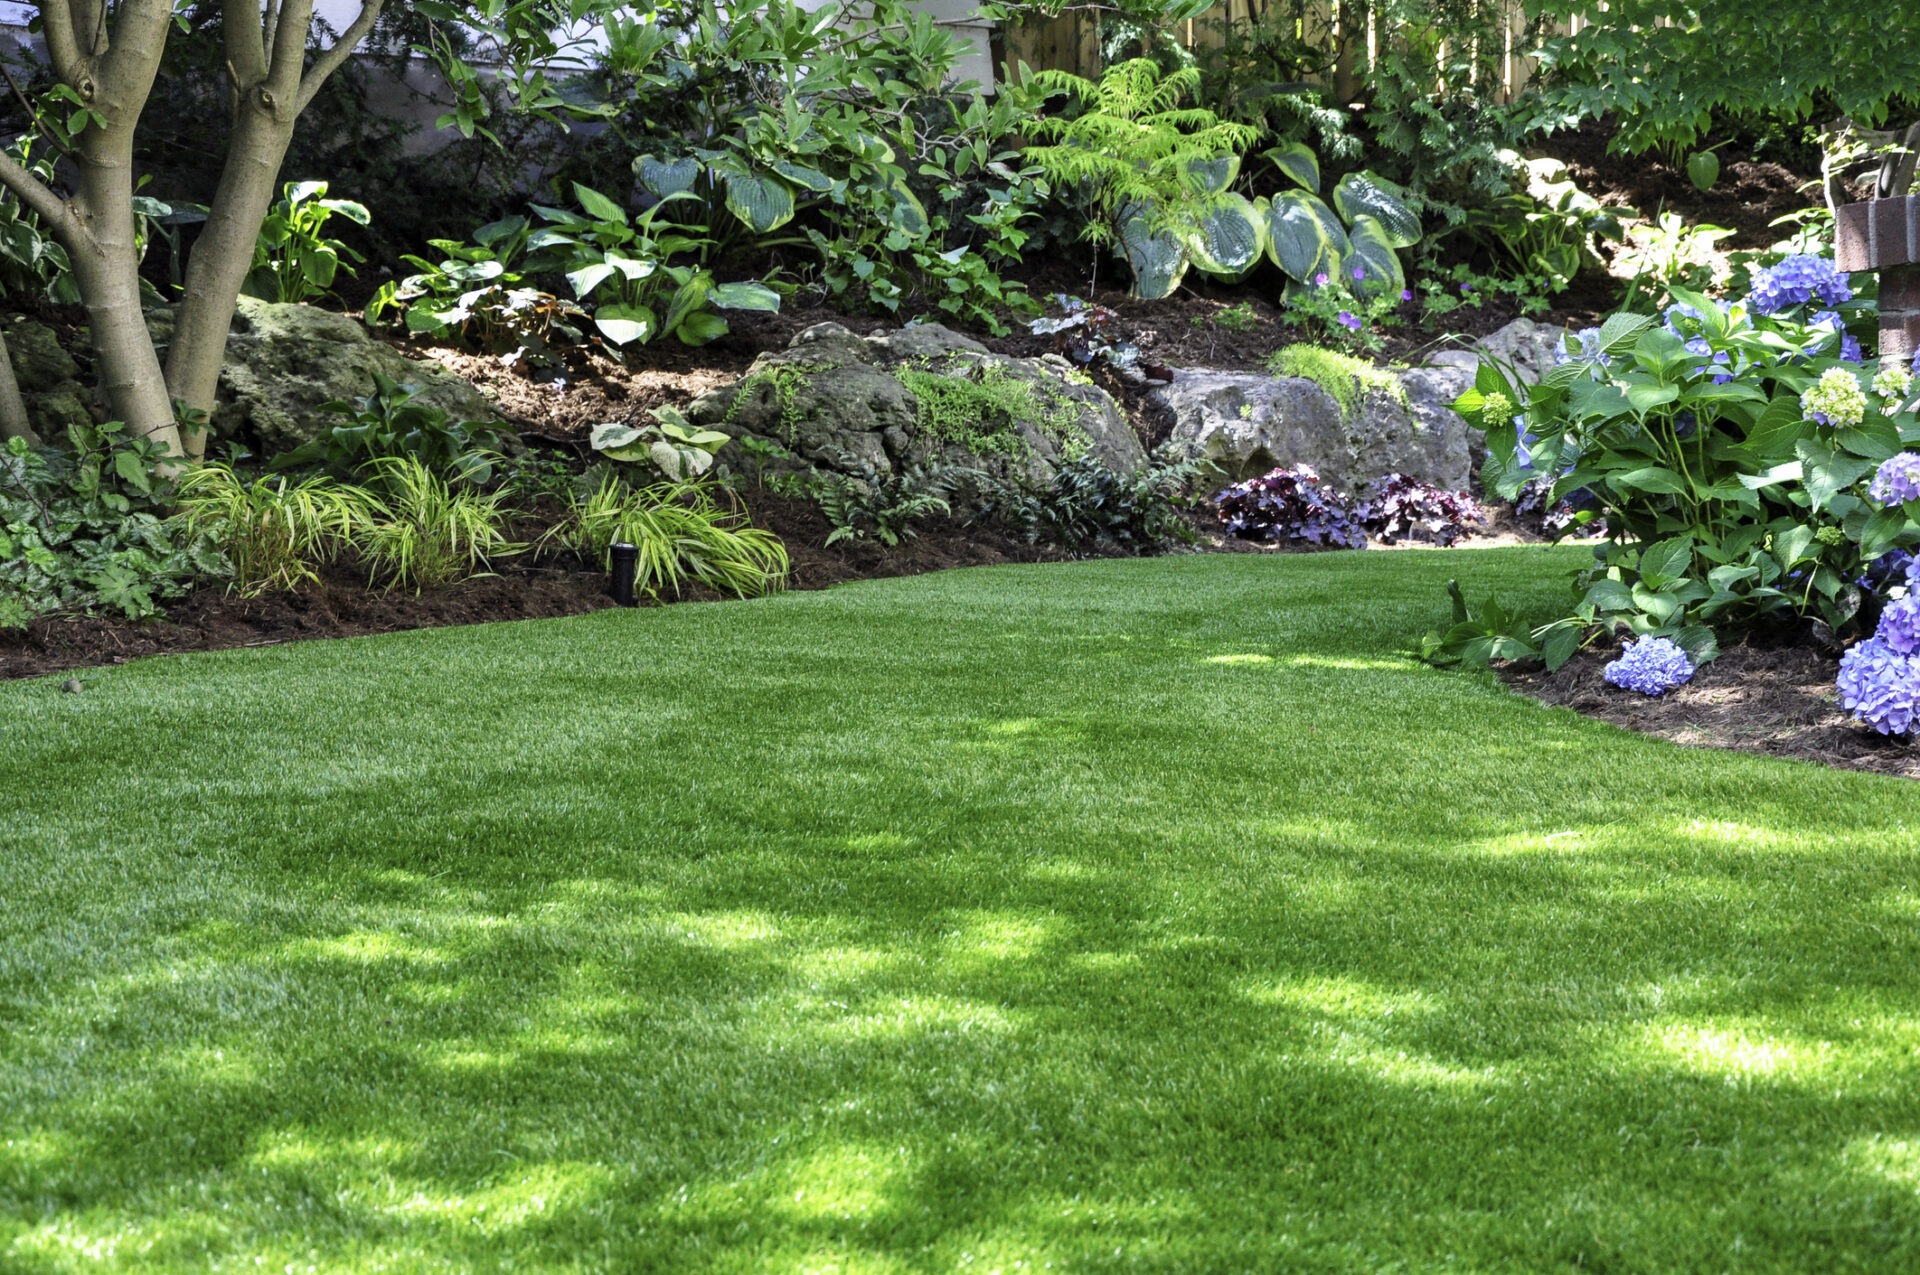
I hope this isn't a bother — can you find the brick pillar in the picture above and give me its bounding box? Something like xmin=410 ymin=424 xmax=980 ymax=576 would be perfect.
xmin=1880 ymin=264 xmax=1920 ymax=372
xmin=1835 ymin=194 xmax=1920 ymax=371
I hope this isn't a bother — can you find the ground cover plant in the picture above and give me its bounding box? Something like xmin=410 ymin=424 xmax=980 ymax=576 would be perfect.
xmin=8 ymin=551 xmax=1920 ymax=1270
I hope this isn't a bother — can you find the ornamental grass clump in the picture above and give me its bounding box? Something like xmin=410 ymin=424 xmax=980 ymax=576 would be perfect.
xmin=1603 ymin=635 xmax=1695 ymax=696
xmin=1213 ymin=465 xmax=1367 ymax=549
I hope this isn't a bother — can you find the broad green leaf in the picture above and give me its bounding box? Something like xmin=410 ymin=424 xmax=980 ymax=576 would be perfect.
xmin=589 ymin=421 xmax=653 ymax=462
xmin=771 ymin=160 xmax=834 ymax=193
xmin=1739 ymin=392 xmax=1812 ymax=458
xmin=633 ymin=154 xmax=701 ymax=199
xmin=724 ymin=171 xmax=797 ymax=234
xmin=1263 ymin=190 xmax=1347 ymax=283
xmin=1613 ymin=466 xmax=1689 ymax=496
xmin=566 ymin=261 xmax=618 ymax=299
xmin=593 ymin=303 xmax=656 ymax=346
xmin=1264 ymin=142 xmax=1319 ymax=193
xmin=1583 ymin=577 xmax=1635 ymax=613
xmin=664 ymin=271 xmax=713 ymax=338
xmin=1185 ymin=193 xmax=1266 ymax=277
xmin=1540 ymin=622 xmax=1582 ymax=671
xmin=1596 ymin=312 xmax=1655 ymax=355
xmin=886 ymin=183 xmax=929 ymax=237
xmin=1773 ymin=523 xmax=1816 ymax=568
xmin=1342 ymin=215 xmax=1406 ymax=299
xmin=572 ymin=183 xmax=629 ymax=225
xmin=708 ymin=282 xmax=782 ymax=312
xmin=1184 ymin=154 xmax=1241 ymax=195
xmin=1118 ymin=215 xmax=1190 ymax=301
xmin=1624 ymin=378 xmax=1680 ymax=413
xmin=1836 ymin=415 xmax=1902 ymax=461
xmin=1331 ymin=172 xmax=1420 ymax=248
xmin=1686 ymin=150 xmax=1720 ymax=191
xmin=1638 ymin=535 xmax=1695 ymax=589
xmin=1738 ymin=460 xmax=1803 ymax=490
xmin=674 ymin=311 xmax=730 ymax=346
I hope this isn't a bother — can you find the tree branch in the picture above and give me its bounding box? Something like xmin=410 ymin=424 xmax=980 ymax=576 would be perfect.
xmin=0 ymin=148 xmax=76 ymax=240
xmin=36 ymin=0 xmax=88 ymax=85
xmin=266 ymin=0 xmax=314 ymax=96
xmin=297 ymin=0 xmax=387 ymax=113
xmin=222 ymin=0 xmax=268 ymax=87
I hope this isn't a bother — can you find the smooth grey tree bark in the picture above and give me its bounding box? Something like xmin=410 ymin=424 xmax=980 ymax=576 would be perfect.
xmin=0 ymin=0 xmax=383 ymax=460
xmin=0 ymin=326 xmax=37 ymax=443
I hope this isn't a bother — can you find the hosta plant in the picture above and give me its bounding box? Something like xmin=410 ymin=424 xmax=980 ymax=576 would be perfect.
xmin=590 ymin=406 xmax=732 ymax=482
xmin=1262 ymin=142 xmax=1423 ymax=301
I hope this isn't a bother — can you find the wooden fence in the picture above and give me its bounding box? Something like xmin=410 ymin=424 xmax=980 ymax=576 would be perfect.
xmin=999 ymin=1 xmax=1593 ymax=104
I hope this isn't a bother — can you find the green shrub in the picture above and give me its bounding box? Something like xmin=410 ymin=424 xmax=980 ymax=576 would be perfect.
xmin=172 ymin=463 xmax=375 ymax=596
xmin=0 ymin=424 xmax=229 ymax=628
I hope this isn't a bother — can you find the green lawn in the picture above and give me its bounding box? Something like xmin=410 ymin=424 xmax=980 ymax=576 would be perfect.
xmin=5 ymin=548 xmax=1920 ymax=1272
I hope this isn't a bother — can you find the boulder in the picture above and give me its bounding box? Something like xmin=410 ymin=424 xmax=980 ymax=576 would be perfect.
xmin=214 ymin=298 xmax=506 ymax=454
xmin=2 ymin=302 xmax=508 ymax=456
xmin=1150 ymin=318 xmax=1570 ymax=493
xmin=1149 ymin=368 xmax=1473 ymax=493
xmin=687 ymin=322 xmax=1145 ymax=484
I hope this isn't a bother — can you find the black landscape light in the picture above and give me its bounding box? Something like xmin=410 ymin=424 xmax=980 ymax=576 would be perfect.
xmin=608 ymin=541 xmax=639 ymax=606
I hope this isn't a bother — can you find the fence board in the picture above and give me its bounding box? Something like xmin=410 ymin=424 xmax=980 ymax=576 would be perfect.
xmin=998 ymin=1 xmax=1570 ymax=103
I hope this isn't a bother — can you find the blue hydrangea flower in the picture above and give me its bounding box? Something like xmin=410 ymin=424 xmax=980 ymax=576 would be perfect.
xmin=1911 ymin=348 xmax=1920 ymax=377
xmin=1879 ymin=596 xmax=1920 ymax=655
xmin=1870 ymin=452 xmax=1920 ymax=507
xmin=1554 ymin=326 xmax=1612 ymax=379
xmin=1858 ymin=549 xmax=1915 ymax=596
xmin=1749 ymin=254 xmax=1853 ymax=315
xmin=1837 ymin=637 xmax=1920 ymax=735
xmin=1603 ymin=636 xmax=1695 ymax=696
xmin=1663 ymin=301 xmax=1713 ymax=337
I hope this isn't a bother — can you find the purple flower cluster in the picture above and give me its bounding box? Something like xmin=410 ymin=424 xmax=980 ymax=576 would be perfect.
xmin=1870 ymin=452 xmax=1920 ymax=507
xmin=1835 ymin=557 xmax=1920 ymax=734
xmin=1809 ymin=310 xmax=1864 ymax=363
xmin=1748 ymin=254 xmax=1853 ymax=315
xmin=1837 ymin=639 xmax=1920 ymax=735
xmin=1603 ymin=636 xmax=1696 ymax=696
xmin=1214 ymin=465 xmax=1368 ymax=549
xmin=1358 ymin=474 xmax=1487 ymax=546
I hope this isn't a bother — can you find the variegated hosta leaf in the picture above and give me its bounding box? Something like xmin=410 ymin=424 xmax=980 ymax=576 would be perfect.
xmin=633 ymin=154 xmax=701 ymax=200
xmin=1185 ymin=193 xmax=1266 ymax=278
xmin=771 ymin=160 xmax=834 ymax=192
xmin=723 ymin=171 xmax=796 ymax=234
xmin=1264 ymin=190 xmax=1348 ymax=283
xmin=593 ymin=303 xmax=656 ymax=346
xmin=1184 ymin=154 xmax=1241 ymax=195
xmin=589 ymin=421 xmax=653 ymax=462
xmin=1330 ymin=172 xmax=1421 ymax=248
xmin=1265 ymin=141 xmax=1320 ymax=194
xmin=1343 ymin=215 xmax=1408 ymax=299
xmin=886 ymin=184 xmax=929 ymax=237
xmin=708 ymin=282 xmax=782 ymax=312
xmin=1119 ymin=216 xmax=1190 ymax=301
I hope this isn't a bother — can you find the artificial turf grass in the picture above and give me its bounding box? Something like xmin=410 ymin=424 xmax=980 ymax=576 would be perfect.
xmin=3 ymin=548 xmax=1919 ymax=1272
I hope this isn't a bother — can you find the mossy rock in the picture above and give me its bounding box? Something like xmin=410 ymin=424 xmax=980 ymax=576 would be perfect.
xmin=688 ymin=322 xmax=1144 ymax=484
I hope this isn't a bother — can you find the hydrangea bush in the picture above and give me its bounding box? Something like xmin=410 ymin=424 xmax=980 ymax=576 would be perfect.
xmin=1454 ymin=271 xmax=1920 ymax=664
xmin=1835 ymin=558 xmax=1920 ymax=736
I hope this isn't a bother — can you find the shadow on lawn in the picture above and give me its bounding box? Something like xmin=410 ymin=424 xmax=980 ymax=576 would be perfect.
xmin=7 ymin=801 xmax=1920 ymax=1270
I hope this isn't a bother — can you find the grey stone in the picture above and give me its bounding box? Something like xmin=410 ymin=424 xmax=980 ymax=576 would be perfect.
xmin=215 ymin=297 xmax=506 ymax=454
xmin=2 ymin=319 xmax=79 ymax=391
xmin=1149 ymin=367 xmax=1473 ymax=493
xmin=687 ymin=322 xmax=1144 ymax=484
xmin=1472 ymin=317 xmax=1569 ymax=385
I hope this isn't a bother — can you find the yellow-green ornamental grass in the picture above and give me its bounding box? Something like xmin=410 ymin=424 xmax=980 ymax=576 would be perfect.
xmin=5 ymin=550 xmax=1920 ymax=1271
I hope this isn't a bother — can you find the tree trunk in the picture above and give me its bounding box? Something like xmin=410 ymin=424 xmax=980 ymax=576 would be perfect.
xmin=70 ymin=125 xmax=182 ymax=457
xmin=0 ymin=327 xmax=38 ymax=444
xmin=164 ymin=97 xmax=296 ymax=462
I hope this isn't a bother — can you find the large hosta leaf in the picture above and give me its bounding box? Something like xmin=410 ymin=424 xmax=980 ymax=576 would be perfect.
xmin=1118 ymin=215 xmax=1190 ymax=301
xmin=593 ymin=303 xmax=656 ymax=346
xmin=1265 ymin=141 xmax=1320 ymax=193
xmin=1185 ymin=193 xmax=1266 ymax=278
xmin=1264 ymin=190 xmax=1348 ymax=283
xmin=771 ymin=160 xmax=834 ymax=192
xmin=1331 ymin=172 xmax=1421 ymax=248
xmin=708 ymin=282 xmax=782 ymax=312
xmin=1184 ymin=154 xmax=1241 ymax=195
xmin=723 ymin=170 xmax=796 ymax=234
xmin=633 ymin=154 xmax=701 ymax=200
xmin=886 ymin=183 xmax=930 ymax=237
xmin=1343 ymin=215 xmax=1407 ymax=298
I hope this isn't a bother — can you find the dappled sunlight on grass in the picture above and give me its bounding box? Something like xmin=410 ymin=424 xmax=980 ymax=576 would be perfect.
xmin=8 ymin=551 xmax=1920 ymax=1267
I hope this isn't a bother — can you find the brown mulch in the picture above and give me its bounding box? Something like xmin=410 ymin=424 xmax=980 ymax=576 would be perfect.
xmin=1503 ymin=639 xmax=1920 ymax=781
xmin=0 ymin=491 xmax=1079 ymax=683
